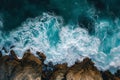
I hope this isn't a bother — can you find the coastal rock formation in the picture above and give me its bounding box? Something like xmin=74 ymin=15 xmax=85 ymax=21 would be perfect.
xmin=0 ymin=50 xmax=42 ymax=80
xmin=115 ymin=70 xmax=120 ymax=78
xmin=66 ymin=58 xmax=103 ymax=80
xmin=50 ymin=63 xmax=68 ymax=80
xmin=0 ymin=50 xmax=120 ymax=80
xmin=101 ymin=70 xmax=120 ymax=80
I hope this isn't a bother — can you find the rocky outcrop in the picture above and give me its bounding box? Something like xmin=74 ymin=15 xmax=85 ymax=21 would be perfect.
xmin=101 ymin=70 xmax=120 ymax=80
xmin=50 ymin=63 xmax=68 ymax=80
xmin=49 ymin=58 xmax=103 ymax=80
xmin=0 ymin=50 xmax=120 ymax=80
xmin=66 ymin=58 xmax=103 ymax=80
xmin=115 ymin=70 xmax=120 ymax=78
xmin=0 ymin=50 xmax=42 ymax=80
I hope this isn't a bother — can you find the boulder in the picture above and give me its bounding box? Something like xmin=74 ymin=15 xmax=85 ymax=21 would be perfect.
xmin=0 ymin=50 xmax=42 ymax=80
xmin=66 ymin=58 xmax=103 ymax=80
xmin=50 ymin=63 xmax=68 ymax=80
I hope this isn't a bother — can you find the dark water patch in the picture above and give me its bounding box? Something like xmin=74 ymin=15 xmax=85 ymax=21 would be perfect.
xmin=0 ymin=0 xmax=51 ymax=31
xmin=0 ymin=0 xmax=90 ymax=31
xmin=0 ymin=0 xmax=120 ymax=33
xmin=78 ymin=14 xmax=95 ymax=35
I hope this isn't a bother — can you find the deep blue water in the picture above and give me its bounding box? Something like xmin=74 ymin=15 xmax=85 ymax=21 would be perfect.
xmin=0 ymin=0 xmax=120 ymax=72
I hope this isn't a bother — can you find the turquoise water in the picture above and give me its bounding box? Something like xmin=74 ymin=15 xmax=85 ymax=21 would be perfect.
xmin=0 ymin=0 xmax=120 ymax=72
xmin=0 ymin=13 xmax=120 ymax=71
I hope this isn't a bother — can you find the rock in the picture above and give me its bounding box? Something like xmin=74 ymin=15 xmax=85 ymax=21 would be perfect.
xmin=36 ymin=51 xmax=46 ymax=63
xmin=11 ymin=66 xmax=41 ymax=80
xmin=0 ymin=51 xmax=120 ymax=80
xmin=22 ymin=51 xmax=42 ymax=65
xmin=2 ymin=47 xmax=8 ymax=53
xmin=10 ymin=45 xmax=15 ymax=49
xmin=115 ymin=70 xmax=120 ymax=78
xmin=102 ymin=70 xmax=120 ymax=80
xmin=11 ymin=51 xmax=42 ymax=80
xmin=42 ymin=62 xmax=54 ymax=80
xmin=21 ymin=51 xmax=42 ymax=75
xmin=66 ymin=58 xmax=103 ymax=80
xmin=10 ymin=50 xmax=19 ymax=61
xmin=0 ymin=50 xmax=42 ymax=80
xmin=0 ymin=55 xmax=20 ymax=80
xmin=50 ymin=63 xmax=68 ymax=80
xmin=0 ymin=51 xmax=2 ymax=57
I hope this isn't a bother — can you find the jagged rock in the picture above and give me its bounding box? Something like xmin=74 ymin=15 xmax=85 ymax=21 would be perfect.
xmin=11 ymin=66 xmax=41 ymax=80
xmin=50 ymin=63 xmax=68 ymax=80
xmin=22 ymin=51 xmax=42 ymax=65
xmin=115 ymin=70 xmax=120 ymax=78
xmin=2 ymin=47 xmax=8 ymax=53
xmin=10 ymin=50 xmax=19 ymax=61
xmin=101 ymin=70 xmax=120 ymax=80
xmin=36 ymin=51 xmax=46 ymax=63
xmin=0 ymin=51 xmax=42 ymax=80
xmin=0 ymin=55 xmax=20 ymax=80
xmin=0 ymin=51 xmax=120 ymax=80
xmin=11 ymin=51 xmax=42 ymax=80
xmin=66 ymin=58 xmax=103 ymax=80
xmin=42 ymin=62 xmax=54 ymax=80
xmin=0 ymin=51 xmax=2 ymax=57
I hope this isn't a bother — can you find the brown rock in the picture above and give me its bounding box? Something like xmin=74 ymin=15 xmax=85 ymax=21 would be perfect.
xmin=11 ymin=67 xmax=41 ymax=80
xmin=66 ymin=58 xmax=103 ymax=80
xmin=10 ymin=50 xmax=19 ymax=61
xmin=0 ymin=55 xmax=19 ymax=80
xmin=11 ymin=51 xmax=42 ymax=80
xmin=50 ymin=63 xmax=68 ymax=80
xmin=22 ymin=51 xmax=42 ymax=65
xmin=0 ymin=50 xmax=42 ymax=80
xmin=0 ymin=50 xmax=120 ymax=80
xmin=36 ymin=51 xmax=46 ymax=63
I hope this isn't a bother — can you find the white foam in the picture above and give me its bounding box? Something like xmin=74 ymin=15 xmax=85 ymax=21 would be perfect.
xmin=0 ymin=13 xmax=120 ymax=71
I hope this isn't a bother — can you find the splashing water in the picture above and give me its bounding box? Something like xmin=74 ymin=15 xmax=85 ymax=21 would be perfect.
xmin=0 ymin=13 xmax=120 ymax=71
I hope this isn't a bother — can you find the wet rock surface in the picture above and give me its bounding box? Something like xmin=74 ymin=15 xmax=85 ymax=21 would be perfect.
xmin=66 ymin=58 xmax=103 ymax=80
xmin=0 ymin=50 xmax=120 ymax=80
xmin=101 ymin=71 xmax=120 ymax=80
xmin=0 ymin=50 xmax=42 ymax=80
xmin=115 ymin=70 xmax=120 ymax=78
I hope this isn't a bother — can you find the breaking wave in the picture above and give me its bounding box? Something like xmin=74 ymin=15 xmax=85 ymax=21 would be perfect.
xmin=0 ymin=13 xmax=120 ymax=72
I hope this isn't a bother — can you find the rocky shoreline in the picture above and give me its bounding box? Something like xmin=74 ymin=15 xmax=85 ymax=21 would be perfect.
xmin=0 ymin=50 xmax=120 ymax=80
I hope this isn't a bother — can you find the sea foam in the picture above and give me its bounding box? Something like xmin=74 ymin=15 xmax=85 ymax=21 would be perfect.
xmin=0 ymin=13 xmax=120 ymax=71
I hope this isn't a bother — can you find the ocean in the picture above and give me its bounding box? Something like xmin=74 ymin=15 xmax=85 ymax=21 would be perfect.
xmin=0 ymin=0 xmax=120 ymax=72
